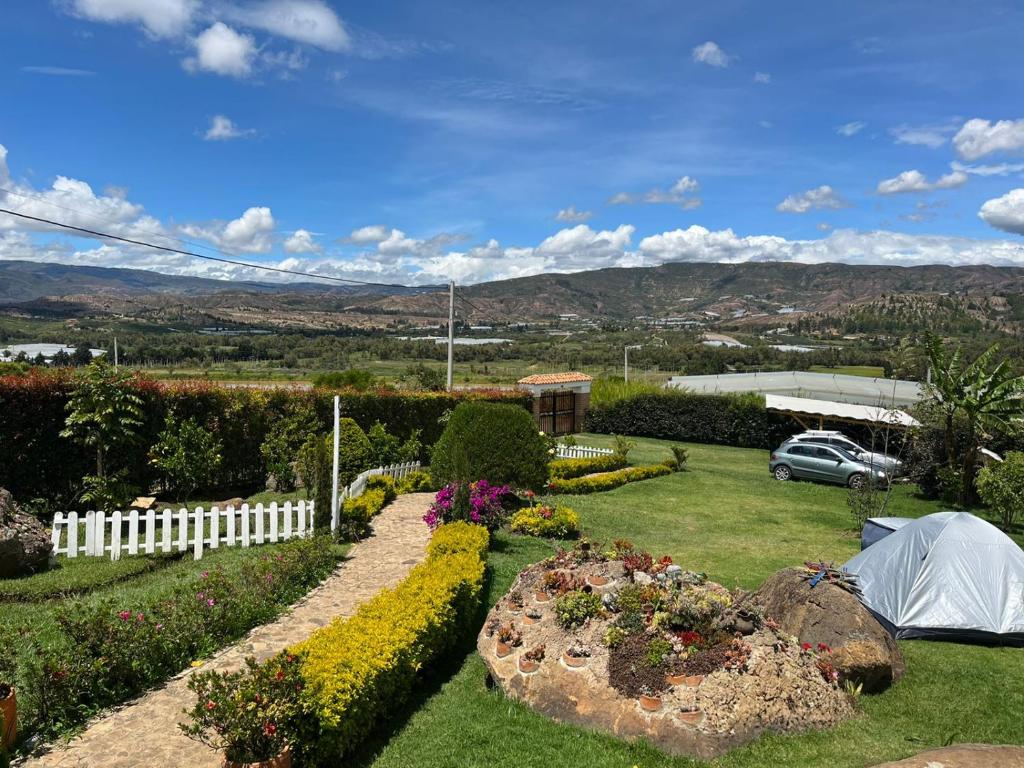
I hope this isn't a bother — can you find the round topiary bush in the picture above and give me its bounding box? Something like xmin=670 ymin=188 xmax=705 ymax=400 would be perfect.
xmin=430 ymin=402 xmax=550 ymax=490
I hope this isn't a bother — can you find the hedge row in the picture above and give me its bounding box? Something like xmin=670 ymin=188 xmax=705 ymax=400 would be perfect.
xmin=0 ymin=370 xmax=528 ymax=507
xmin=584 ymin=390 xmax=792 ymax=450
xmin=548 ymin=454 xmax=627 ymax=480
xmin=547 ymin=463 xmax=673 ymax=494
xmin=293 ymin=522 xmax=488 ymax=764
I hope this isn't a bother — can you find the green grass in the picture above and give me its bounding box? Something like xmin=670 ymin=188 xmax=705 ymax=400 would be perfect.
xmin=354 ymin=436 xmax=1024 ymax=768
xmin=808 ymin=365 xmax=887 ymax=378
xmin=0 ymin=554 xmax=177 ymax=602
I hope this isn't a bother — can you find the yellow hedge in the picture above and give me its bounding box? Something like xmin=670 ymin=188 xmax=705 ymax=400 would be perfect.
xmin=293 ymin=521 xmax=488 ymax=762
xmin=547 ymin=462 xmax=672 ymax=494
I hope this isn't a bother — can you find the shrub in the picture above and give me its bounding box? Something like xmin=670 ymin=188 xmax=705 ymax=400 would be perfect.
xmin=509 ymin=504 xmax=580 ymax=538
xmin=180 ymin=652 xmax=303 ymax=764
xmin=366 ymin=421 xmax=401 ymax=467
xmin=547 ymin=463 xmax=672 ymax=494
xmin=549 ymin=454 xmax=627 ymax=480
xmin=585 ymin=390 xmax=791 ymax=450
xmin=977 ymin=451 xmax=1024 ymax=532
xmin=260 ymin=402 xmax=317 ymax=492
xmin=149 ymin=415 xmax=223 ymax=502
xmin=670 ymin=444 xmax=689 ymax=470
xmin=397 ymin=470 xmax=435 ymax=494
xmin=293 ymin=522 xmax=488 ymax=764
xmin=365 ymin=475 xmax=398 ymax=505
xmin=312 ymin=370 xmax=377 ymax=390
xmin=554 ymin=590 xmax=604 ymax=629
xmin=430 ymin=402 xmax=550 ymax=491
xmin=296 ymin=434 xmax=332 ymax=531
xmin=336 ymin=419 xmax=372 ymax=488
xmin=339 ymin=489 xmax=387 ymax=539
xmin=423 ymin=480 xmax=510 ymax=530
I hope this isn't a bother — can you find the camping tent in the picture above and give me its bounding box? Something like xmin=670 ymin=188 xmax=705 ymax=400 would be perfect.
xmin=861 ymin=517 xmax=913 ymax=550
xmin=843 ymin=512 xmax=1024 ymax=644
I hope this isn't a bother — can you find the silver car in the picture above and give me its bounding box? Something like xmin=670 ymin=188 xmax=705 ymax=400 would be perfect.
xmin=789 ymin=431 xmax=903 ymax=477
xmin=769 ymin=440 xmax=889 ymax=489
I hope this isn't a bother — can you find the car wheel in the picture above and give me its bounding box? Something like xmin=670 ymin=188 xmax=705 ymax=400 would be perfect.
xmin=848 ymin=473 xmax=866 ymax=489
xmin=773 ymin=465 xmax=792 ymax=481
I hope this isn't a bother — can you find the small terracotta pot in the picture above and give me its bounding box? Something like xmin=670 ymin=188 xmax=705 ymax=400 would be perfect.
xmin=665 ymin=673 xmax=687 ymax=686
xmin=586 ymin=574 xmax=610 ymax=587
xmin=223 ymin=746 xmax=291 ymax=768
xmin=638 ymin=694 xmax=662 ymax=712
xmin=495 ymin=641 xmax=513 ymax=658
xmin=676 ymin=709 xmax=704 ymax=726
xmin=562 ymin=652 xmax=588 ymax=668
xmin=0 ymin=685 xmax=16 ymax=752
xmin=522 ymin=615 xmax=539 ymax=626
xmin=535 ymin=591 xmax=551 ymax=603
xmin=684 ymin=674 xmax=704 ymax=687
xmin=518 ymin=658 xmax=541 ymax=674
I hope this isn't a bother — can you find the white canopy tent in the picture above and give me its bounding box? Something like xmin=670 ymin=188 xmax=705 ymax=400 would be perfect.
xmin=765 ymin=393 xmax=920 ymax=430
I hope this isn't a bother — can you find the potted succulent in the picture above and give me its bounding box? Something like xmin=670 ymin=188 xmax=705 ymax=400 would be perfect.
xmin=180 ymin=653 xmax=303 ymax=768
xmin=0 ymin=680 xmax=15 ymax=753
xmin=518 ymin=645 xmax=545 ymax=674
xmin=562 ymin=643 xmax=590 ymax=668
xmin=522 ymin=608 xmax=542 ymax=626
xmin=637 ymin=687 xmax=662 ymax=712
xmin=495 ymin=624 xmax=522 ymax=658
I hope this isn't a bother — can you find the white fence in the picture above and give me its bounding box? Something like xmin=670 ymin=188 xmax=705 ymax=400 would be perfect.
xmin=555 ymin=444 xmax=615 ymax=459
xmin=330 ymin=461 xmax=420 ymax=532
xmin=51 ymin=461 xmax=420 ymax=561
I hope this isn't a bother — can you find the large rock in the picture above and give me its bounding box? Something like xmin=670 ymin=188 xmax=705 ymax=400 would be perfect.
xmin=754 ymin=567 xmax=904 ymax=692
xmin=869 ymin=744 xmax=1024 ymax=767
xmin=0 ymin=488 xmax=53 ymax=578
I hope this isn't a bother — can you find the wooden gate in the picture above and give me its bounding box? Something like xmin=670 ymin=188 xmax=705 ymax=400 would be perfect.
xmin=539 ymin=390 xmax=576 ymax=435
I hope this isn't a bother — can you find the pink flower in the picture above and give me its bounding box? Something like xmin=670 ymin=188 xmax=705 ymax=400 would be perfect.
xmin=136 ymin=612 xmax=145 ymax=622
xmin=118 ymin=610 xmax=131 ymax=621
xmin=205 ymin=700 xmax=217 ymax=710
xmin=207 ymin=598 xmax=215 ymax=607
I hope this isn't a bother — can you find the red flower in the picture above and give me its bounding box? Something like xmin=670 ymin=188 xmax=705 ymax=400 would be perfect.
xmin=205 ymin=700 xmax=217 ymax=711
xmin=801 ymin=642 xmax=812 ymax=651
xmin=263 ymin=722 xmax=277 ymax=737
xmin=817 ymin=642 xmax=831 ymax=653
xmin=275 ymin=669 xmax=285 ymax=681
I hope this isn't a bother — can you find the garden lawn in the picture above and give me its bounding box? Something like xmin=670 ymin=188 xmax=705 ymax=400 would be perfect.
xmin=352 ymin=437 xmax=1024 ymax=768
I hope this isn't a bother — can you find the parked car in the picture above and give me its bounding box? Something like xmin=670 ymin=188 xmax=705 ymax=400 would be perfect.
xmin=769 ymin=440 xmax=889 ymax=489
xmin=789 ymin=430 xmax=903 ymax=476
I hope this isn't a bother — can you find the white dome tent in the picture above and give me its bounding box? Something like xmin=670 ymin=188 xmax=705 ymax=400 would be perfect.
xmin=843 ymin=512 xmax=1024 ymax=645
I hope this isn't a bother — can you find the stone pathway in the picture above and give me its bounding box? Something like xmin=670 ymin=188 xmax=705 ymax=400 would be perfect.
xmin=22 ymin=493 xmax=433 ymax=768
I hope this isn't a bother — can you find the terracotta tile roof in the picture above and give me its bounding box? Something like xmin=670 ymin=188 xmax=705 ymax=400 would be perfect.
xmin=517 ymin=372 xmax=593 ymax=385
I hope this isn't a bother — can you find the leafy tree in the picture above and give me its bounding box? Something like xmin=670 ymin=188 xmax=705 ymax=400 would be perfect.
xmin=32 ymin=352 xmax=46 ymax=367
xmin=336 ymin=418 xmax=372 ymax=488
xmin=296 ymin=434 xmax=332 ymax=531
xmin=924 ymin=335 xmax=1024 ymax=502
xmin=149 ymin=415 xmax=223 ymax=502
xmin=367 ymin=421 xmax=401 ymax=467
xmin=72 ymin=342 xmax=94 ymax=366
xmin=404 ymin=363 xmax=445 ymax=391
xmin=259 ymin=403 xmax=317 ymax=491
xmin=51 ymin=348 xmax=71 ymax=367
xmin=312 ymin=369 xmax=377 ymax=390
xmin=977 ymin=452 xmax=1024 ymax=532
xmin=61 ymin=360 xmax=144 ymax=485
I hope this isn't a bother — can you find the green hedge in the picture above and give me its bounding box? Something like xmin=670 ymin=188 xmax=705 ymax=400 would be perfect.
xmin=0 ymin=370 xmax=529 ymax=509
xmin=547 ymin=463 xmax=673 ymax=494
xmin=549 ymin=454 xmax=627 ymax=480
xmin=584 ymin=390 xmax=791 ymax=450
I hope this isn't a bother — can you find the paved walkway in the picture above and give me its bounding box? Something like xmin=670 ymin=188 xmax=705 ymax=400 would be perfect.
xmin=22 ymin=493 xmax=433 ymax=768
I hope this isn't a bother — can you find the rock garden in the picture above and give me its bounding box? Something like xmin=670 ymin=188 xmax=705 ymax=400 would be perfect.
xmin=479 ymin=540 xmax=860 ymax=760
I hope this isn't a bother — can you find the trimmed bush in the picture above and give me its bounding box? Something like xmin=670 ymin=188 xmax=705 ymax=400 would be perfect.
xmin=365 ymin=475 xmax=398 ymax=505
xmin=547 ymin=463 xmax=673 ymax=494
xmin=293 ymin=522 xmax=488 ymax=764
xmin=396 ymin=470 xmax=435 ymax=494
xmin=509 ymin=504 xmax=580 ymax=538
xmin=430 ymin=402 xmax=550 ymax=491
xmin=339 ymin=489 xmax=387 ymax=538
xmin=585 ymin=390 xmax=791 ymax=450
xmin=549 ymin=454 xmax=627 ymax=480
xmin=336 ymin=419 xmax=373 ymax=489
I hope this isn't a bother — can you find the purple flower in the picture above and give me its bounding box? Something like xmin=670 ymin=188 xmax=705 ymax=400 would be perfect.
xmin=207 ymin=598 xmax=216 ymax=607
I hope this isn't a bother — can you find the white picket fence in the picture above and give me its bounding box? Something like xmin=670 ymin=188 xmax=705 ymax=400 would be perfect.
xmin=555 ymin=444 xmax=615 ymax=459
xmin=51 ymin=461 xmax=420 ymax=561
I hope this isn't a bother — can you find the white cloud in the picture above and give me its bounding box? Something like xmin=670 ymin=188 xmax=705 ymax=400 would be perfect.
xmin=836 ymin=121 xmax=866 ymax=137
xmin=692 ymin=41 xmax=730 ymax=68
xmin=953 ymin=118 xmax=1024 ymax=161
xmin=347 ymin=225 xmax=390 ymax=244
xmin=816 ymin=222 xmax=832 ymax=232
xmin=219 ymin=0 xmax=350 ymax=51
xmin=753 ymin=72 xmax=770 ymax=84
xmin=21 ymin=66 xmax=96 ymax=76
xmin=890 ymin=121 xmax=958 ymax=149
xmin=979 ymin=189 xmax=1024 ymax=235
xmin=876 ymin=169 xmax=967 ymax=195
xmin=776 ymin=185 xmax=849 ymax=213
xmin=555 ymin=206 xmax=593 ymax=223
xmin=951 ymin=160 xmax=1024 ymax=177
xmin=283 ymin=228 xmax=322 ymax=253
xmin=182 ymin=206 xmax=277 ymax=252
xmin=203 ymin=114 xmax=255 ymax=140
xmin=70 ymin=0 xmax=197 ymax=38
xmin=184 ymin=22 xmax=256 ymax=78
xmin=609 ymin=176 xmax=701 ymax=208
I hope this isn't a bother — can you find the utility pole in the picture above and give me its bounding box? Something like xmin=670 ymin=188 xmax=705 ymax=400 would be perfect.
xmin=624 ymin=344 xmax=641 ymax=383
xmin=113 ymin=337 xmax=118 ymax=369
xmin=446 ymin=280 xmax=455 ymax=391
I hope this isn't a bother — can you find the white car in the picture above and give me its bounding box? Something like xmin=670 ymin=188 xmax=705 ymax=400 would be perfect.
xmin=789 ymin=430 xmax=904 ymax=477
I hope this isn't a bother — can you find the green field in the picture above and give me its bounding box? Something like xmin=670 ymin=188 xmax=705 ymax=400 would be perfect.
xmin=354 ymin=436 xmax=1024 ymax=768
xmin=808 ymin=365 xmax=887 ymax=378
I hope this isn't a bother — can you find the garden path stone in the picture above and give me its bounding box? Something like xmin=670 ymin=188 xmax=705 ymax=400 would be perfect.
xmin=19 ymin=493 xmax=433 ymax=768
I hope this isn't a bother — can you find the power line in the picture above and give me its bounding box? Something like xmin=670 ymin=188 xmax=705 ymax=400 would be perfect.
xmin=0 ymin=206 xmax=441 ymax=290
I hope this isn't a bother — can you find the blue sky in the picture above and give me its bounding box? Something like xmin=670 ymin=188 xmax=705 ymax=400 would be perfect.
xmin=2 ymin=0 xmax=1024 ymax=285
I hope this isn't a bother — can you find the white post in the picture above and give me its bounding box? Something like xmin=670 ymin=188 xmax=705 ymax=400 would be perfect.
xmin=240 ymin=503 xmax=251 ymax=547
xmin=193 ymin=506 xmax=204 ymax=560
xmin=177 ymin=508 xmax=188 ymax=551
xmin=110 ymin=511 xmax=122 ymax=561
xmin=144 ymin=509 xmax=155 ymax=554
xmin=225 ymin=504 xmax=236 ymax=547
xmin=297 ymin=500 xmax=307 ymax=536
xmin=283 ymin=501 xmax=293 ymax=540
xmin=160 ymin=509 xmax=172 ymax=552
xmin=85 ymin=510 xmax=95 ymax=556
xmin=269 ymin=501 xmax=279 ymax=543
xmin=209 ymin=506 xmax=220 ymax=549
xmin=254 ymin=503 xmax=265 ymax=544
xmin=67 ymin=511 xmax=78 ymax=557
xmin=95 ymin=511 xmax=106 ymax=557
xmin=331 ymin=394 xmax=340 ymax=532
xmin=127 ymin=510 xmax=139 ymax=556
xmin=446 ymin=280 xmax=455 ymax=391
xmin=51 ymin=512 xmax=65 ymax=555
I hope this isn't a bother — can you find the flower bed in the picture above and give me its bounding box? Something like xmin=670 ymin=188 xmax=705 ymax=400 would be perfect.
xmin=509 ymin=504 xmax=581 ymax=539
xmin=292 ymin=522 xmax=489 ymax=765
xmin=547 ymin=463 xmax=673 ymax=495
xmin=423 ymin=480 xmax=510 ymax=530
xmin=477 ymin=540 xmax=855 ymax=759
xmin=549 ymin=454 xmax=627 ymax=480
xmin=4 ymin=535 xmax=338 ymax=746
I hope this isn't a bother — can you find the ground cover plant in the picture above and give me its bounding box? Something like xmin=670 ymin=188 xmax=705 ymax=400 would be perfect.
xmin=342 ymin=436 xmax=1023 ymax=768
